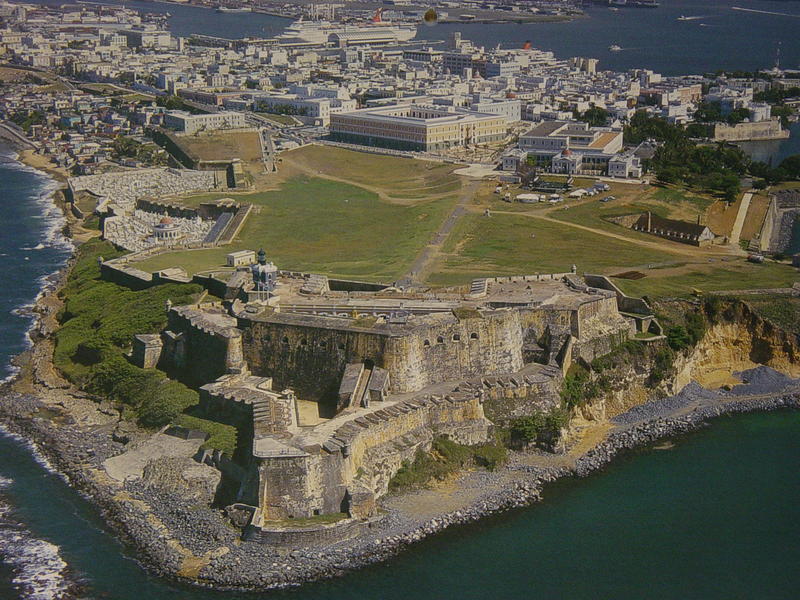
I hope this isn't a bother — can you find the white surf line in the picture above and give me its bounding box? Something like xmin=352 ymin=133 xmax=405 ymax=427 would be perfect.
xmin=731 ymin=6 xmax=800 ymax=18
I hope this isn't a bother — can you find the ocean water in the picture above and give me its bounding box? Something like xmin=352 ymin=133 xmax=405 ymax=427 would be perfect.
xmin=1 ymin=2 xmax=800 ymax=596
xmin=20 ymin=1 xmax=800 ymax=75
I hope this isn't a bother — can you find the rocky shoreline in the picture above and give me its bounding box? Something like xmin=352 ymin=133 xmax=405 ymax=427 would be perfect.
xmin=1 ymin=147 xmax=799 ymax=591
xmin=2 ymin=361 xmax=799 ymax=591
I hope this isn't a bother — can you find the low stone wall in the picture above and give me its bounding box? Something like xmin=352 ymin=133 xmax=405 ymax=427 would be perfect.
xmin=255 ymin=390 xmax=490 ymax=522
xmin=245 ymin=516 xmax=378 ymax=548
xmin=459 ymin=366 xmax=562 ymax=422
xmin=583 ymin=273 xmax=652 ymax=316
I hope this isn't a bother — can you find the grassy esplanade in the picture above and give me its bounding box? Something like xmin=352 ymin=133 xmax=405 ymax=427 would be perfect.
xmin=134 ymin=175 xmax=459 ymax=281
xmin=130 ymin=146 xmax=797 ymax=296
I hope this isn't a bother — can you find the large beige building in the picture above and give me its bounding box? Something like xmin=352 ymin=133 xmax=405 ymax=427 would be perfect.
xmin=329 ymin=104 xmax=507 ymax=151
xmin=164 ymin=110 xmax=247 ymax=135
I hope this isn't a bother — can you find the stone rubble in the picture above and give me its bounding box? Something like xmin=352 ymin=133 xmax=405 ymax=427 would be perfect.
xmin=1 ymin=378 xmax=797 ymax=591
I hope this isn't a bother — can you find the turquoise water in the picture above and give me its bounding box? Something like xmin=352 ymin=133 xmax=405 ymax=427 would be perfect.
xmin=2 ymin=2 xmax=800 ymax=595
xmin=0 ymin=405 xmax=798 ymax=599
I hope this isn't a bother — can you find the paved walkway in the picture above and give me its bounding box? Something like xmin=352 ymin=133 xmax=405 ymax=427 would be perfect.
xmin=399 ymin=179 xmax=481 ymax=286
xmin=728 ymin=192 xmax=753 ymax=246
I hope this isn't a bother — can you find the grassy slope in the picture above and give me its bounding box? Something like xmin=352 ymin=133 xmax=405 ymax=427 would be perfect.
xmin=54 ymin=239 xmax=238 ymax=451
xmin=284 ymin=145 xmax=460 ymax=199
xmin=426 ymin=212 xmax=671 ymax=286
xmin=613 ymin=261 xmax=798 ymax=298
xmin=135 ymin=176 xmax=458 ymax=281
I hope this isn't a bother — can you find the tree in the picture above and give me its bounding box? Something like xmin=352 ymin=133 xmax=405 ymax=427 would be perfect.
xmin=726 ymin=107 xmax=751 ymax=125
xmin=694 ymin=101 xmax=724 ymax=123
xmin=778 ymin=154 xmax=800 ymax=180
xmin=577 ymin=106 xmax=609 ymax=127
xmin=517 ymin=161 xmax=538 ymax=187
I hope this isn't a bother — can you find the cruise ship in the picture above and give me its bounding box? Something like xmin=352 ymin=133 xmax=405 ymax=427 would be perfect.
xmin=274 ymin=9 xmax=417 ymax=46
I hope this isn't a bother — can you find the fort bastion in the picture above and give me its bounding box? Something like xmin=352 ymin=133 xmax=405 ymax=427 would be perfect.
xmin=128 ymin=255 xmax=660 ymax=538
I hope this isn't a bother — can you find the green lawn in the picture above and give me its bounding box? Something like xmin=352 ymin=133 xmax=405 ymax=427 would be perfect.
xmin=285 ymin=145 xmax=460 ymax=199
xmin=425 ymin=213 xmax=672 ymax=286
xmin=613 ymin=261 xmax=799 ymax=298
xmin=134 ymin=176 xmax=458 ymax=281
xmin=549 ymin=187 xmax=714 ymax=246
xmin=651 ymin=186 xmax=715 ymax=212
xmin=744 ymin=296 xmax=800 ymax=335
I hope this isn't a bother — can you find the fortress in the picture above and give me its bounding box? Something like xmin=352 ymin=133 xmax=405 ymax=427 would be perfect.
xmin=128 ymin=254 xmax=660 ymax=536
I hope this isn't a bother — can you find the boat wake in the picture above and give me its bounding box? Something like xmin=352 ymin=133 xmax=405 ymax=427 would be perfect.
xmin=731 ymin=6 xmax=800 ymax=19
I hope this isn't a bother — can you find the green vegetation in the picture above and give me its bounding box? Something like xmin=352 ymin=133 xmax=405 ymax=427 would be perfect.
xmin=173 ymin=414 xmax=237 ymax=456
xmin=693 ymin=101 xmax=751 ymax=126
xmin=112 ymin=136 xmax=169 ymax=166
xmin=427 ymin=213 xmax=670 ymax=286
xmin=613 ymin=261 xmax=798 ymax=298
xmin=54 ymin=239 xmax=203 ymax=428
xmin=575 ymin=106 xmax=609 ymax=127
xmin=560 ymin=366 xmax=608 ymax=408
xmin=665 ymin=311 xmax=706 ymax=351
xmin=134 ymin=176 xmax=458 ymax=281
xmin=626 ymin=110 xmax=800 ymax=192
xmin=255 ymin=111 xmax=296 ymax=125
xmin=625 ymin=111 xmax=747 ymax=201
xmin=388 ymin=436 xmax=507 ymax=491
xmin=284 ymin=145 xmax=461 ymax=201
xmin=549 ymin=188 xmax=712 ymax=247
xmin=743 ymin=296 xmax=800 ymax=336
xmin=508 ymin=407 xmax=569 ymax=448
xmin=9 ymin=109 xmax=44 ymax=132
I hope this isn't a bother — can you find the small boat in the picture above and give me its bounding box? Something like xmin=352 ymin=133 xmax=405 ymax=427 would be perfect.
xmin=609 ymin=44 xmax=622 ymax=52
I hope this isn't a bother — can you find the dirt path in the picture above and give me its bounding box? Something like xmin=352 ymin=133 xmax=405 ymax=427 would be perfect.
xmin=282 ymin=155 xmax=463 ymax=205
xmin=399 ymin=179 xmax=481 ymax=286
xmin=490 ymin=209 xmax=734 ymax=259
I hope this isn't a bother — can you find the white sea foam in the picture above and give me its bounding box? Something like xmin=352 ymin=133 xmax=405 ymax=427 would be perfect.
xmin=1 ymin=149 xmax=76 ymax=385
xmin=0 ymin=475 xmax=74 ymax=600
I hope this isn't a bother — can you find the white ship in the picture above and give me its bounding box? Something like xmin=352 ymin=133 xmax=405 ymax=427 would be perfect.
xmin=609 ymin=44 xmax=622 ymax=52
xmin=275 ymin=9 xmax=417 ymax=46
xmin=216 ymin=6 xmax=252 ymax=13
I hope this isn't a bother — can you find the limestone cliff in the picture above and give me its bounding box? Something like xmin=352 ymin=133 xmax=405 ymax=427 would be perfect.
xmin=568 ymin=298 xmax=800 ymax=431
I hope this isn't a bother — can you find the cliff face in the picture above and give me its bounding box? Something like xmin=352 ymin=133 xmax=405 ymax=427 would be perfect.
xmin=571 ymin=299 xmax=800 ymax=428
xmin=673 ymin=301 xmax=800 ymax=389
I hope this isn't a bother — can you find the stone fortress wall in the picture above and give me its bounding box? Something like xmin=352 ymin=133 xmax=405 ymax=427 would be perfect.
xmin=764 ymin=190 xmax=800 ymax=254
xmin=251 ymin=389 xmax=489 ymax=524
xmin=128 ymin=263 xmax=650 ymax=537
xmin=235 ymin=310 xmax=527 ymax=401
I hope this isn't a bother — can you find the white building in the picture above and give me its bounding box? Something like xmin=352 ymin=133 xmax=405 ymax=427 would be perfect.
xmin=163 ymin=110 xmax=246 ymax=134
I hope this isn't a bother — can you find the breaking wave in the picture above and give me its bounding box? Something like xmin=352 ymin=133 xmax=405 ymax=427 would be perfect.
xmin=0 ymin=476 xmax=79 ymax=599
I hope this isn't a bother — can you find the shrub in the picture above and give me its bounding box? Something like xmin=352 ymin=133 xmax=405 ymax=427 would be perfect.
xmin=649 ymin=346 xmax=676 ymax=386
xmin=510 ymin=407 xmax=569 ymax=448
xmin=388 ymin=436 xmax=509 ymax=491
xmin=137 ymin=380 xmax=199 ymax=428
xmin=472 ymin=443 xmax=507 ymax=471
xmin=666 ymin=325 xmax=690 ymax=351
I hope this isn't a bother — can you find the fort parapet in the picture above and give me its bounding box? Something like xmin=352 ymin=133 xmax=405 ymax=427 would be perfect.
xmin=131 ymin=267 xmax=656 ymax=535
